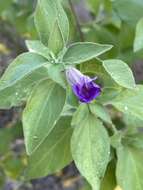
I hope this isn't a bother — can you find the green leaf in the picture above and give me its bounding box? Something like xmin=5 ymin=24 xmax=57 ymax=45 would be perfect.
xmin=134 ymin=18 xmax=143 ymax=52
xmin=34 ymin=0 xmax=69 ymax=46
xmin=103 ymin=59 xmax=136 ymax=89
xmin=71 ymin=104 xmax=89 ymax=127
xmin=0 ymin=67 xmax=49 ymax=109
xmin=116 ymin=145 xmax=143 ymax=190
xmin=63 ymin=42 xmax=113 ymax=64
xmin=47 ymin=64 xmax=66 ymax=88
xmin=48 ymin=20 xmax=64 ymax=55
xmin=89 ymin=103 xmax=112 ymax=124
xmin=26 ymin=40 xmax=52 ymax=60
xmin=0 ymin=52 xmax=47 ymax=89
xmin=123 ymin=133 xmax=143 ymax=149
xmin=23 ymin=79 xmax=66 ymax=155
xmin=66 ymin=87 xmax=78 ymax=107
xmin=112 ymin=0 xmax=143 ymax=26
xmin=25 ymin=116 xmax=73 ymax=179
xmin=123 ymin=113 xmax=143 ymax=135
xmin=71 ymin=114 xmax=110 ymax=190
xmin=110 ymin=85 xmax=143 ymax=121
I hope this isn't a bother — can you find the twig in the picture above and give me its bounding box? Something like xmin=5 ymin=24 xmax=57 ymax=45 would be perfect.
xmin=68 ymin=0 xmax=84 ymax=42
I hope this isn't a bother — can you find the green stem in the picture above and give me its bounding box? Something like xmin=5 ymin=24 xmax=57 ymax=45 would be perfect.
xmin=111 ymin=123 xmax=118 ymax=134
xmin=68 ymin=0 xmax=84 ymax=42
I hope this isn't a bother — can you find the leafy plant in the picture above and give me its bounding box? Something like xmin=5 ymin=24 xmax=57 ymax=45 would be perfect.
xmin=0 ymin=0 xmax=143 ymax=190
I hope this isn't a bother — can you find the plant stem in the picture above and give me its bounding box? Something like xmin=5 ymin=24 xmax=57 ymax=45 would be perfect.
xmin=68 ymin=0 xmax=84 ymax=42
xmin=111 ymin=123 xmax=118 ymax=134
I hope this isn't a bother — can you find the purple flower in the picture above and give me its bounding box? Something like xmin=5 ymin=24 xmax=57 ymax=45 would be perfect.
xmin=66 ymin=67 xmax=101 ymax=103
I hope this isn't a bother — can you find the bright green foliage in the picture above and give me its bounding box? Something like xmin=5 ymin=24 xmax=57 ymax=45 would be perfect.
xmin=134 ymin=18 xmax=143 ymax=52
xmin=71 ymin=103 xmax=89 ymax=126
xmin=89 ymin=103 xmax=112 ymax=124
xmin=1 ymin=0 xmax=143 ymax=189
xmin=0 ymin=53 xmax=47 ymax=89
xmin=48 ymin=20 xmax=65 ymax=55
xmin=25 ymin=116 xmax=73 ymax=179
xmin=35 ymin=0 xmax=69 ymax=51
xmin=26 ymin=40 xmax=52 ymax=60
xmin=47 ymin=64 xmax=66 ymax=88
xmin=71 ymin=110 xmax=110 ymax=190
xmin=0 ymin=54 xmax=49 ymax=109
xmin=116 ymin=145 xmax=143 ymax=190
xmin=63 ymin=42 xmax=113 ymax=64
xmin=23 ymin=79 xmax=66 ymax=154
xmin=111 ymin=85 xmax=143 ymax=121
xmin=103 ymin=59 xmax=135 ymax=89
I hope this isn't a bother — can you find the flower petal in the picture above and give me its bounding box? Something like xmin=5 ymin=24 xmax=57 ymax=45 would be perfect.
xmin=66 ymin=67 xmax=101 ymax=103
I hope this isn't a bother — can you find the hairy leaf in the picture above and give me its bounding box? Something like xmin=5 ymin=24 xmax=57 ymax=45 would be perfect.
xmin=26 ymin=40 xmax=52 ymax=60
xmin=103 ymin=59 xmax=135 ymax=89
xmin=116 ymin=145 xmax=143 ymax=190
xmin=23 ymin=79 xmax=66 ymax=155
xmin=71 ymin=114 xmax=110 ymax=190
xmin=110 ymin=85 xmax=143 ymax=121
xmin=63 ymin=42 xmax=113 ymax=64
xmin=0 ymin=52 xmax=47 ymax=89
xmin=25 ymin=116 xmax=73 ymax=179
xmin=34 ymin=0 xmax=69 ymax=47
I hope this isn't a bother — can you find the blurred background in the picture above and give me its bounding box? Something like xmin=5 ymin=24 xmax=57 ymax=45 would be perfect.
xmin=0 ymin=0 xmax=143 ymax=189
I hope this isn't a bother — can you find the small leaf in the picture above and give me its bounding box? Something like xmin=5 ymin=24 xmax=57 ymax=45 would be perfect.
xmin=48 ymin=20 xmax=64 ymax=55
xmin=23 ymin=79 xmax=66 ymax=155
xmin=34 ymin=0 xmax=69 ymax=46
xmin=47 ymin=64 xmax=66 ymax=88
xmin=89 ymin=103 xmax=112 ymax=124
xmin=110 ymin=85 xmax=143 ymax=121
xmin=103 ymin=59 xmax=136 ymax=89
xmin=0 ymin=52 xmax=47 ymax=89
xmin=26 ymin=40 xmax=52 ymax=60
xmin=134 ymin=18 xmax=143 ymax=52
xmin=116 ymin=145 xmax=143 ymax=190
xmin=25 ymin=116 xmax=73 ymax=179
xmin=71 ymin=104 xmax=89 ymax=127
xmin=0 ymin=67 xmax=49 ymax=109
xmin=71 ymin=114 xmax=110 ymax=190
xmin=66 ymin=87 xmax=78 ymax=107
xmin=63 ymin=42 xmax=113 ymax=64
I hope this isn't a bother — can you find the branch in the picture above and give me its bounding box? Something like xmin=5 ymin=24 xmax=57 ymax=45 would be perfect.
xmin=68 ymin=0 xmax=84 ymax=42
